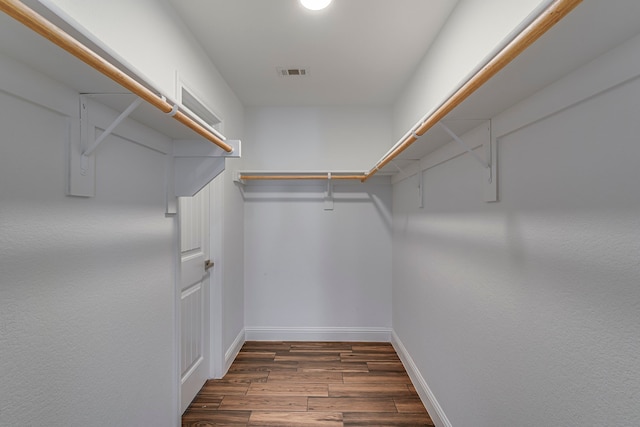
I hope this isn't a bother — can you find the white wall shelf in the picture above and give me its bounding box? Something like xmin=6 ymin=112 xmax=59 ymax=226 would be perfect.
xmin=0 ymin=2 xmax=242 ymax=203
xmin=69 ymin=95 xmax=240 ymax=204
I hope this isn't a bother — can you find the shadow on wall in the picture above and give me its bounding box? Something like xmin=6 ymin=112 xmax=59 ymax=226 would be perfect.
xmin=238 ymin=179 xmax=392 ymax=232
xmin=396 ymin=201 xmax=640 ymax=327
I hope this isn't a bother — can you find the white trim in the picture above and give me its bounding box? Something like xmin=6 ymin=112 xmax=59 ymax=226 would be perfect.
xmin=223 ymin=328 xmax=246 ymax=377
xmin=245 ymin=327 xmax=392 ymax=342
xmin=173 ymin=207 xmax=181 ymax=426
xmin=180 ymin=356 xmax=204 ymax=385
xmin=392 ymin=331 xmax=452 ymax=427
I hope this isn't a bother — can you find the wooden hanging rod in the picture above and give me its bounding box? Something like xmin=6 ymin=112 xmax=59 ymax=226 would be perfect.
xmin=362 ymin=0 xmax=582 ymax=182
xmin=0 ymin=0 xmax=233 ymax=153
xmin=239 ymin=174 xmax=366 ymax=181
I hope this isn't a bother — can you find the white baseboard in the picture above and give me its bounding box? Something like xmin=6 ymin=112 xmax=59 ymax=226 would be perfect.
xmin=392 ymin=331 xmax=452 ymax=427
xmin=245 ymin=326 xmax=392 ymax=342
xmin=223 ymin=328 xmax=245 ymax=376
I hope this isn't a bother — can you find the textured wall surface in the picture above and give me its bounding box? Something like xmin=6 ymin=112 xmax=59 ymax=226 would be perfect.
xmin=39 ymin=0 xmax=248 ymax=377
xmin=0 ymin=56 xmax=176 ymax=426
xmin=392 ymin=34 xmax=640 ymax=427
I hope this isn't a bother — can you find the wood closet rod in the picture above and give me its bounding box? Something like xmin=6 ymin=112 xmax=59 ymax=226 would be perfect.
xmin=239 ymin=174 xmax=366 ymax=181
xmin=362 ymin=0 xmax=582 ymax=182
xmin=0 ymin=0 xmax=234 ymax=153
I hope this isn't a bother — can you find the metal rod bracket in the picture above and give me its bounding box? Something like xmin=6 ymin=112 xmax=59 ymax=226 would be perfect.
xmin=324 ymin=172 xmax=334 ymax=211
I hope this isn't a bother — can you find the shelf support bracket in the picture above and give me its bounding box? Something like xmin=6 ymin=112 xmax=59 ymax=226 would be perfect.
xmin=485 ymin=121 xmax=498 ymax=202
xmin=81 ymin=97 xmax=143 ymax=172
xmin=172 ymin=139 xmax=241 ymax=197
xmin=324 ymin=172 xmax=334 ymax=211
xmin=390 ymin=160 xmax=411 ymax=181
xmin=439 ymin=121 xmax=490 ymax=169
xmin=69 ymin=96 xmax=144 ymax=197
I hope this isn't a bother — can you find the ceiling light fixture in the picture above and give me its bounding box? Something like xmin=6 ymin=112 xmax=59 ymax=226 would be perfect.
xmin=300 ymin=0 xmax=333 ymax=11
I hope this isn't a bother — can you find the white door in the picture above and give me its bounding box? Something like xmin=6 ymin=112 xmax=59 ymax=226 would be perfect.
xmin=178 ymin=187 xmax=211 ymax=413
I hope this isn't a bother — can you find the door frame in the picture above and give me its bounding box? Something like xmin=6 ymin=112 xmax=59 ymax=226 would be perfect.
xmin=209 ymin=176 xmax=224 ymax=378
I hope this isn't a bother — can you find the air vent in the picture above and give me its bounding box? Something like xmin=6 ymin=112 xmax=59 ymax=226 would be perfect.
xmin=277 ymin=67 xmax=309 ymax=77
xmin=179 ymin=84 xmax=222 ymax=131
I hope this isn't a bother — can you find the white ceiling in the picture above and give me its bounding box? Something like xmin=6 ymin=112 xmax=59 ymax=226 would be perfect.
xmin=168 ymin=0 xmax=460 ymax=106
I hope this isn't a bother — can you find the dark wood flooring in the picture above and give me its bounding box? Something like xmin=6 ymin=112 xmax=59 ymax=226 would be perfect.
xmin=182 ymin=341 xmax=434 ymax=426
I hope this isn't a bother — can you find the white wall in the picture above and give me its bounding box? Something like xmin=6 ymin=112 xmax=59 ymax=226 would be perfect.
xmin=221 ymin=172 xmax=245 ymax=358
xmin=242 ymin=106 xmax=393 ymax=340
xmin=243 ymin=106 xmax=393 ymax=171
xmin=392 ymin=0 xmax=543 ymax=140
xmin=244 ymin=178 xmax=392 ymax=341
xmin=392 ymin=33 xmax=640 ymax=427
xmin=0 ymin=54 xmax=176 ymax=426
xmin=39 ymin=0 xmax=244 ymax=135
xmin=209 ymin=167 xmax=246 ymax=373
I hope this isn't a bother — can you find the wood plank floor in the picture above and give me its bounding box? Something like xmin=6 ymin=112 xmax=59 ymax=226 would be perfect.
xmin=182 ymin=341 xmax=434 ymax=427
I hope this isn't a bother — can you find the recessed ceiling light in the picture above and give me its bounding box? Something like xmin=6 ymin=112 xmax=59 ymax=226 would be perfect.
xmin=300 ymin=0 xmax=333 ymax=11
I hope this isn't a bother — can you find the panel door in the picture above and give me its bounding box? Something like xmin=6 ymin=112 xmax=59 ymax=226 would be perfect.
xmin=178 ymin=187 xmax=210 ymax=414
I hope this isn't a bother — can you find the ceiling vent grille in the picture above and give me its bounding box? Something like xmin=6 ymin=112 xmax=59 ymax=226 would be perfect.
xmin=277 ymin=67 xmax=309 ymax=77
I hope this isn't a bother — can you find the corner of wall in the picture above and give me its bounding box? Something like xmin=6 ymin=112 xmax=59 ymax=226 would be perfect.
xmin=223 ymin=328 xmax=245 ymax=376
xmin=391 ymin=331 xmax=452 ymax=427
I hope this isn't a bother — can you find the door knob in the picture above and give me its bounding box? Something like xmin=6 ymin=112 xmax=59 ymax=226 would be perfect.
xmin=204 ymin=259 xmax=214 ymax=271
